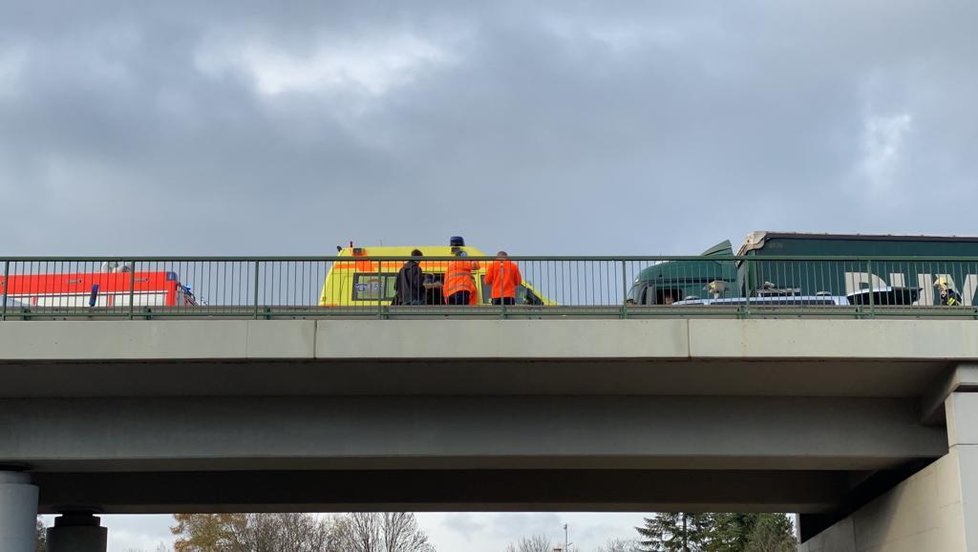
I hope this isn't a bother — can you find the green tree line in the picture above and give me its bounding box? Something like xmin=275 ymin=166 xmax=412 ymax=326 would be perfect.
xmin=635 ymin=513 xmax=794 ymax=552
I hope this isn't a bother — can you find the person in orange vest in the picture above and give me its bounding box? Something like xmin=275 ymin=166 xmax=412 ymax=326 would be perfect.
xmin=443 ymin=246 xmax=480 ymax=305
xmin=485 ymin=251 xmax=522 ymax=305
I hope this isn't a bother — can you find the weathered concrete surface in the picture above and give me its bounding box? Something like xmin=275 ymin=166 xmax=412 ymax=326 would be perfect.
xmin=0 ymin=319 xmax=971 ymax=518
xmin=2 ymin=319 xmax=977 ymax=361
xmin=798 ymin=451 xmax=967 ymax=552
xmin=0 ymin=472 xmax=39 ymax=552
xmin=32 ymin=469 xmax=850 ymax=514
xmin=689 ymin=319 xmax=978 ymax=359
xmin=0 ymin=320 xmax=316 ymax=360
xmin=0 ymin=397 xmax=945 ymax=472
xmin=46 ymin=513 xmax=108 ymax=552
xmin=0 ymin=319 xmax=958 ymax=399
xmin=315 ymin=319 xmax=690 ymax=358
xmin=799 ymin=391 xmax=978 ymax=551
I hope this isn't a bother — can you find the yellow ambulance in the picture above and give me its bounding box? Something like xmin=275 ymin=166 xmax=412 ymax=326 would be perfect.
xmin=318 ymin=243 xmax=551 ymax=307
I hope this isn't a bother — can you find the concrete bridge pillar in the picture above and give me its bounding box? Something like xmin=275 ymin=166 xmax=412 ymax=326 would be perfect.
xmin=799 ymin=389 xmax=978 ymax=551
xmin=0 ymin=471 xmax=39 ymax=552
xmin=47 ymin=512 xmax=108 ymax=552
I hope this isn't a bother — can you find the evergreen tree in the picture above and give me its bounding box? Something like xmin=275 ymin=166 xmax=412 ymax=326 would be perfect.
xmin=635 ymin=513 xmax=795 ymax=552
xmin=636 ymin=513 xmax=713 ymax=552
xmin=705 ymin=513 xmax=756 ymax=552
xmin=743 ymin=514 xmax=794 ymax=552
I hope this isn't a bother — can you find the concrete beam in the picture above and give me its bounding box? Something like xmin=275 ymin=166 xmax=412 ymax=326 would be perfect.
xmin=0 ymin=359 xmax=943 ymax=399
xmin=34 ymin=469 xmax=849 ymax=514
xmin=1 ymin=397 xmax=946 ymax=472
xmin=922 ymin=364 xmax=978 ymax=425
xmin=802 ymin=392 xmax=978 ymax=550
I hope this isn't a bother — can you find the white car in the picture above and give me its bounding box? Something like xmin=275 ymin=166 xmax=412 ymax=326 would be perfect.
xmin=672 ymin=286 xmax=921 ymax=307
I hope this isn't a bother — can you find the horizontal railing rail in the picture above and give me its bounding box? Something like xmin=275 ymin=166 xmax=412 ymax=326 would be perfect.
xmin=2 ymin=255 xmax=978 ymax=320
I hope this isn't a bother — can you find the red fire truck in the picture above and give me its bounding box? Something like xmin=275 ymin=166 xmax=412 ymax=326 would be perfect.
xmin=1 ymin=269 xmax=196 ymax=308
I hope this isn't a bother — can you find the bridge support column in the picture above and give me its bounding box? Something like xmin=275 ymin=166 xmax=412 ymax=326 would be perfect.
xmin=47 ymin=512 xmax=108 ymax=552
xmin=0 ymin=471 xmax=39 ymax=552
xmin=799 ymin=390 xmax=978 ymax=551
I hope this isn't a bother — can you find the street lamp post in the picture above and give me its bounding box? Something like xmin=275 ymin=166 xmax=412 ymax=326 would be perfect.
xmin=554 ymin=523 xmax=572 ymax=552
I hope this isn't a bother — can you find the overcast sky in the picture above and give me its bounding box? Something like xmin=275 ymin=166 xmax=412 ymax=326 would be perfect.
xmin=3 ymin=1 xmax=977 ymax=258
xmin=11 ymin=0 xmax=978 ymax=549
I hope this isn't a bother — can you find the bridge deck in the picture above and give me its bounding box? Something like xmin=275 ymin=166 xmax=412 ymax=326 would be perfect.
xmin=1 ymin=319 xmax=973 ymax=514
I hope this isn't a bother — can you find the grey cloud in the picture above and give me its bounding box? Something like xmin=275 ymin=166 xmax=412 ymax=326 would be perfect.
xmin=2 ymin=1 xmax=977 ymax=257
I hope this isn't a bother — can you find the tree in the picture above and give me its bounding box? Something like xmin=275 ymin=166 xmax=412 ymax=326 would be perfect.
xmin=334 ymin=512 xmax=434 ymax=552
xmin=636 ymin=514 xmax=713 ymax=552
xmin=705 ymin=513 xmax=755 ymax=552
xmin=743 ymin=514 xmax=793 ymax=552
xmin=381 ymin=513 xmax=435 ymax=552
xmin=171 ymin=512 xmax=435 ymax=552
xmin=237 ymin=513 xmax=339 ymax=552
xmin=700 ymin=513 xmax=795 ymax=552
xmin=504 ymin=534 xmax=553 ymax=552
xmin=170 ymin=513 xmax=249 ymax=551
xmin=335 ymin=512 xmax=381 ymax=552
xmin=36 ymin=517 xmax=47 ymax=552
xmin=596 ymin=538 xmax=642 ymax=552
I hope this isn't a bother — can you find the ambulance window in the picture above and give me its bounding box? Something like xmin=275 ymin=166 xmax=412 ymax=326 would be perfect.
xmin=352 ymin=273 xmax=396 ymax=301
xmin=517 ymin=284 xmax=545 ymax=306
xmin=480 ymin=276 xmax=491 ymax=304
xmin=524 ymin=288 xmax=544 ymax=305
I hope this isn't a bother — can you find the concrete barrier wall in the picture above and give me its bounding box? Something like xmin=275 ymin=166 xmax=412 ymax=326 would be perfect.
xmin=2 ymin=319 xmax=978 ymax=361
xmin=801 ymin=391 xmax=978 ymax=552
xmin=799 ymin=450 xmax=967 ymax=552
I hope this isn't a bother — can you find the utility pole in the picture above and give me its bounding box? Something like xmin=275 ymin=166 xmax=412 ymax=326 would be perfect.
xmin=555 ymin=523 xmax=572 ymax=552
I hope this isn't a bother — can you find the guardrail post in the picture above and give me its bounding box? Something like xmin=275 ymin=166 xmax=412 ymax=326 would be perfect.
xmin=376 ymin=259 xmax=382 ymax=319
xmin=253 ymin=260 xmax=261 ymax=320
xmin=743 ymin=258 xmax=751 ymax=319
xmin=620 ymin=260 xmax=628 ymax=319
xmin=867 ymin=259 xmax=875 ymax=318
xmin=128 ymin=261 xmax=136 ymax=320
xmin=1 ymin=260 xmax=8 ymax=321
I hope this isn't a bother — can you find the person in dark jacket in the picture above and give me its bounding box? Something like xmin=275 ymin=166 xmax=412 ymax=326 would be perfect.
xmin=393 ymin=249 xmax=426 ymax=305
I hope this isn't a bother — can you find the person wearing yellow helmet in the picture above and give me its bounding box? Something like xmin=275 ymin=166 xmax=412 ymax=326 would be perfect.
xmin=934 ymin=276 xmax=963 ymax=306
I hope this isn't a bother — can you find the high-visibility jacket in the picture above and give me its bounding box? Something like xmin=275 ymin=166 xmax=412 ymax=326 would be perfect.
xmin=485 ymin=259 xmax=522 ymax=299
xmin=444 ymin=260 xmax=479 ymax=302
xmin=942 ymin=289 xmax=963 ymax=306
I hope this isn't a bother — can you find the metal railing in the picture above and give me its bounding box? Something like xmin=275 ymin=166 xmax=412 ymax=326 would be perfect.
xmin=2 ymin=255 xmax=978 ymax=320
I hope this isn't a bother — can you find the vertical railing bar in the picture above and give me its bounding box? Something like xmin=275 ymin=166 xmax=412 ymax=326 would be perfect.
xmin=1 ymin=260 xmax=8 ymax=321
xmin=128 ymin=260 xmax=136 ymax=320
xmin=253 ymin=260 xmax=260 ymax=320
xmin=620 ymin=259 xmax=628 ymax=319
xmin=867 ymin=259 xmax=875 ymax=318
xmin=744 ymin=258 xmax=751 ymax=319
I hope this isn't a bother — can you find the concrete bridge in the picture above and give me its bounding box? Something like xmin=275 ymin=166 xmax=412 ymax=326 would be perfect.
xmin=1 ymin=318 xmax=977 ymax=551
